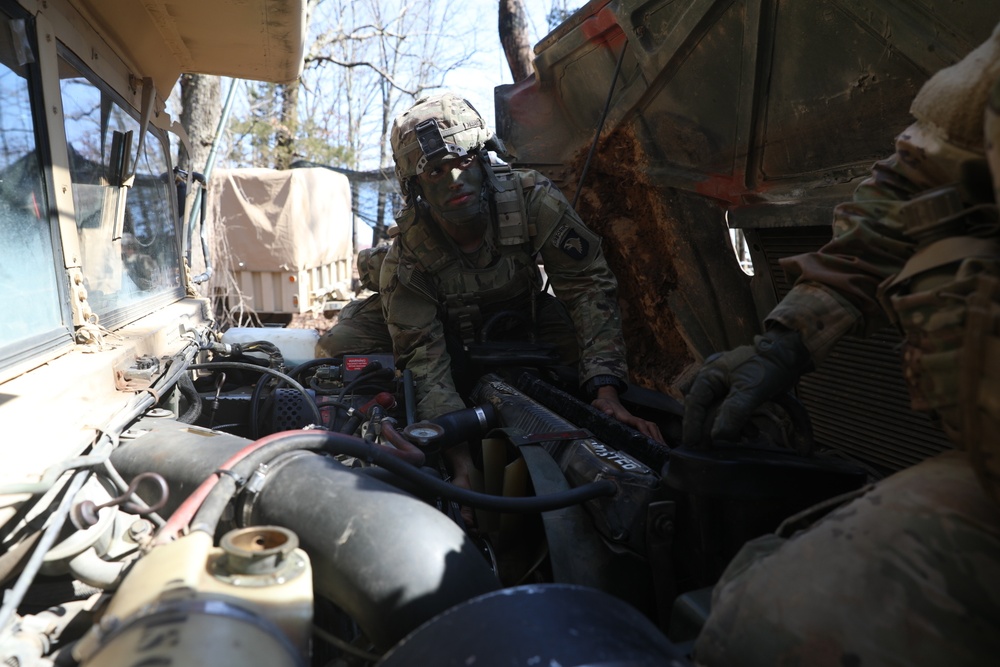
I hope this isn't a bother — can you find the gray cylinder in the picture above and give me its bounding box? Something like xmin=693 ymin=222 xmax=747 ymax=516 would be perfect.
xmin=249 ymin=452 xmax=499 ymax=648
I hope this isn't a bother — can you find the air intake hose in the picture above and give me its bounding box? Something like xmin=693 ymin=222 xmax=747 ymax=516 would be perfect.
xmin=109 ymin=429 xmax=499 ymax=650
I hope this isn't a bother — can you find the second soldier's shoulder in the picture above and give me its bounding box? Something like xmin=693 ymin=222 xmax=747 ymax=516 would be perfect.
xmin=505 ymin=166 xmax=556 ymax=193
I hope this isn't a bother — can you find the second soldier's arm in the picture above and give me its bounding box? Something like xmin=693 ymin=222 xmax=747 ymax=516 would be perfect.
xmin=683 ymin=119 xmax=982 ymax=445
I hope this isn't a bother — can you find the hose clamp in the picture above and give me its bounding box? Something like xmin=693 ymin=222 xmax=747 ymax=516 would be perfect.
xmin=238 ymin=463 xmax=269 ymax=527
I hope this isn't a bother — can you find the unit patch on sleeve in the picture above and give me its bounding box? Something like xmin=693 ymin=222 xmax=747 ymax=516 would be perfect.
xmin=551 ymin=224 xmax=590 ymax=260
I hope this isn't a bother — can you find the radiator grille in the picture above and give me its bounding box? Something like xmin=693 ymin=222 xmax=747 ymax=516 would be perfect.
xmin=756 ymin=227 xmax=951 ymax=473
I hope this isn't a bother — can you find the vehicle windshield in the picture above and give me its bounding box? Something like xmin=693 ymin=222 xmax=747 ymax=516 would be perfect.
xmin=59 ymin=51 xmax=182 ymax=326
xmin=0 ymin=17 xmax=65 ymax=355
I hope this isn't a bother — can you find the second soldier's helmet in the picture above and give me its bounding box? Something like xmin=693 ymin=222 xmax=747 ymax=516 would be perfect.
xmin=390 ymin=92 xmax=494 ymax=199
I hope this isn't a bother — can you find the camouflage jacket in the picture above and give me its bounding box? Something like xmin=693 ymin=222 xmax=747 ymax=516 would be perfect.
xmin=380 ymin=168 xmax=627 ymax=419
xmin=767 ymin=22 xmax=1000 ymax=363
xmin=767 ymin=122 xmax=993 ymax=361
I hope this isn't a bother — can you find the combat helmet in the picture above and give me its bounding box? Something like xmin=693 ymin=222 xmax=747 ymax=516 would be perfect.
xmin=390 ymin=92 xmax=497 ymax=200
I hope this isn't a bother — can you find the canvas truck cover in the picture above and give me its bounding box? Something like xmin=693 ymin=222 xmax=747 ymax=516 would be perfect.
xmin=207 ymin=167 xmax=353 ymax=315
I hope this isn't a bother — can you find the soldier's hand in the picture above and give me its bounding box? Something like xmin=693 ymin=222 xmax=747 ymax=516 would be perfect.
xmin=592 ymin=386 xmax=665 ymax=444
xmin=682 ymin=326 xmax=813 ymax=447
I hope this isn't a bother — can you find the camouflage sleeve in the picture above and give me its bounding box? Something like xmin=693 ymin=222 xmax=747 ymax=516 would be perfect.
xmin=527 ymin=175 xmax=628 ymax=384
xmin=379 ymin=239 xmax=466 ymax=419
xmin=769 ymin=120 xmax=985 ymax=361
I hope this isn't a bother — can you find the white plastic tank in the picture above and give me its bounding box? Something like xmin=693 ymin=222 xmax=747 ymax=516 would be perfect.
xmin=221 ymin=327 xmax=319 ymax=368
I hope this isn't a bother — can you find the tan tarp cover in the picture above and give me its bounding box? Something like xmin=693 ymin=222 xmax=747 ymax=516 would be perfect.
xmin=207 ymin=168 xmax=352 ymax=272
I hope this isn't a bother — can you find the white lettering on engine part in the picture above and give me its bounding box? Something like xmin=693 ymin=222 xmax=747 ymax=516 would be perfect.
xmin=587 ymin=441 xmax=647 ymax=472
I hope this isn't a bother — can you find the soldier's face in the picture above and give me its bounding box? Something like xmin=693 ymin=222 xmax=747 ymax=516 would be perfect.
xmin=418 ymin=154 xmax=484 ymax=224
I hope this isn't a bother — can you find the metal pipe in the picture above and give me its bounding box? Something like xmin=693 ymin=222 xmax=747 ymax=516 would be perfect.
xmin=187 ymin=77 xmax=240 ymax=281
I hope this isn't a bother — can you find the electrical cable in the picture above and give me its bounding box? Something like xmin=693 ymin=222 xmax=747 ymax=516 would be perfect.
xmin=0 ymin=469 xmax=91 ymax=632
xmin=0 ymin=455 xmax=107 ymax=496
xmin=540 ymin=39 xmax=628 ymax=295
xmin=337 ymin=367 xmax=395 ymax=403
xmin=251 ymin=356 xmax=340 ymax=434
xmin=288 ymin=357 xmax=341 ymax=383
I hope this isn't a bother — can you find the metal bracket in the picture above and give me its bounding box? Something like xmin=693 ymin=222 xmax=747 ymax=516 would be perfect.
xmin=645 ymin=499 xmax=677 ymax=632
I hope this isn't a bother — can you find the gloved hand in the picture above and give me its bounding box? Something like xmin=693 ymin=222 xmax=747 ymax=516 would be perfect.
xmin=682 ymin=326 xmax=813 ymax=447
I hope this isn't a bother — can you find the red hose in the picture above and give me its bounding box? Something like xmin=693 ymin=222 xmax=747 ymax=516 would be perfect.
xmin=154 ymin=430 xmax=304 ymax=544
xmin=156 ymin=405 xmax=420 ymax=543
xmin=379 ymin=422 xmax=427 ymax=467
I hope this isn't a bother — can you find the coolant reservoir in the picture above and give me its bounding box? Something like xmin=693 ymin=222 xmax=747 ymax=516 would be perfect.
xmin=221 ymin=327 xmax=320 ymax=367
xmin=74 ymin=527 xmax=312 ymax=667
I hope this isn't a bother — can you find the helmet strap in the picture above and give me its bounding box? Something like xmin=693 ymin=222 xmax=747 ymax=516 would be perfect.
xmin=480 ymin=151 xmax=507 ymax=194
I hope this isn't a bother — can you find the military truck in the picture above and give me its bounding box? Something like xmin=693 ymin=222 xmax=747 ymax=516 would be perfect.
xmin=206 ymin=166 xmax=355 ymax=324
xmin=0 ymin=0 xmax=995 ymax=665
xmin=0 ymin=1 xmax=681 ymax=664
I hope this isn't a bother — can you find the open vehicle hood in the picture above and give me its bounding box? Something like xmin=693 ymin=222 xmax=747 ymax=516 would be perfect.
xmin=496 ymin=0 xmax=998 ymax=471
xmin=497 ymin=0 xmax=996 ymax=371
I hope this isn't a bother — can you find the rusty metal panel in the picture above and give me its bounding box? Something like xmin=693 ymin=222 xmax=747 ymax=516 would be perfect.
xmin=495 ymin=0 xmax=999 ymax=377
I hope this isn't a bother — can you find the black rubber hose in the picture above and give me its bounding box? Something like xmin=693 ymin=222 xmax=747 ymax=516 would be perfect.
xmin=176 ymin=372 xmax=202 ymax=424
xmin=189 ymin=429 xmax=618 ymax=537
xmin=356 ymin=466 xmax=438 ymax=500
xmin=248 ymin=370 xmax=271 ymax=438
xmin=430 ymin=404 xmax=497 ymax=451
xmin=193 ymin=423 xmax=619 ymax=539
xmin=244 ymin=432 xmax=617 ymax=512
xmin=188 ymin=362 xmax=322 ymax=426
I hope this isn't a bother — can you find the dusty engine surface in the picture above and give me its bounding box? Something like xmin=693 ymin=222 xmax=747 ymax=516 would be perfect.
xmin=0 ymin=328 xmax=865 ymax=665
xmin=0 ymin=330 xmax=874 ymax=666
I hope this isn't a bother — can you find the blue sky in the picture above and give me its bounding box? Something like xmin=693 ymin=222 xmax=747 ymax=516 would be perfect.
xmin=443 ymin=1 xmax=576 ymax=131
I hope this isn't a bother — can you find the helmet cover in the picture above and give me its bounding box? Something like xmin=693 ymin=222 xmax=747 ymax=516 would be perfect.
xmin=390 ymin=92 xmax=493 ymax=195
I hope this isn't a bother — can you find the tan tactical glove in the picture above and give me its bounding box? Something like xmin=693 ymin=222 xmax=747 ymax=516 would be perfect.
xmin=682 ymin=326 xmax=813 ymax=447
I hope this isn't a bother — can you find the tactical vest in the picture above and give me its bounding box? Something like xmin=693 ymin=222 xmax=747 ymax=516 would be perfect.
xmin=395 ymin=167 xmax=543 ymax=344
xmin=879 ymin=118 xmax=1000 ymax=505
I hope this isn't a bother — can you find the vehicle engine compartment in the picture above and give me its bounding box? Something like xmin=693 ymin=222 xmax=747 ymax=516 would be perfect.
xmin=6 ymin=0 xmax=989 ymax=663
xmin=0 ymin=326 xmax=872 ymax=666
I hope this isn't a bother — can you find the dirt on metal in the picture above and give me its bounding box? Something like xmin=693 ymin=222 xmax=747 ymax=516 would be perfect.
xmin=565 ymin=127 xmax=693 ymax=395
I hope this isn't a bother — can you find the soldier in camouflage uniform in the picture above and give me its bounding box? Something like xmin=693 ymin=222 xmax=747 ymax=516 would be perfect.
xmin=684 ymin=22 xmax=1000 ymax=667
xmin=315 ymin=244 xmax=393 ymax=357
xmin=318 ymin=93 xmax=662 ymax=457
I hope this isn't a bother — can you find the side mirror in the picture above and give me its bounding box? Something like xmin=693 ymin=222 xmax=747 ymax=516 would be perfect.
xmin=109 ymin=129 xmax=132 ymax=241
xmin=109 ymin=129 xmax=133 ymax=187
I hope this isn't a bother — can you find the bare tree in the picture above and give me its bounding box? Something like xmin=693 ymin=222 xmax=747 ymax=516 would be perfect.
xmin=303 ymin=0 xmax=473 ymax=239
xmin=202 ymin=0 xmax=477 ymax=254
xmin=499 ymin=0 xmax=534 ymax=82
xmin=177 ymin=74 xmax=221 ymax=174
xmin=546 ymin=1 xmax=581 ymax=31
